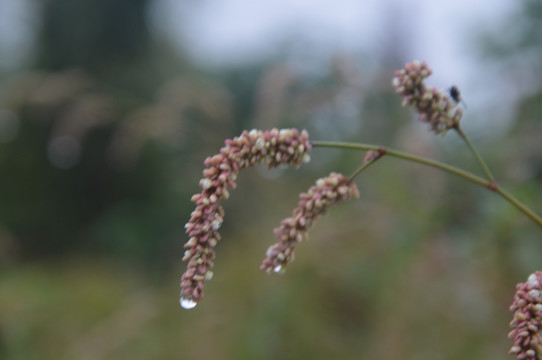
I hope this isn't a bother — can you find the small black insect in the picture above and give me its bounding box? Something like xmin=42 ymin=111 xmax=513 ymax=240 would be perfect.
xmin=449 ymin=85 xmax=467 ymax=108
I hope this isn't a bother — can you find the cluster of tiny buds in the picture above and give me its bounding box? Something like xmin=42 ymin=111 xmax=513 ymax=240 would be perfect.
xmin=509 ymin=271 xmax=542 ymax=359
xmin=393 ymin=60 xmax=463 ymax=135
xmin=260 ymin=172 xmax=359 ymax=274
xmin=180 ymin=128 xmax=312 ymax=309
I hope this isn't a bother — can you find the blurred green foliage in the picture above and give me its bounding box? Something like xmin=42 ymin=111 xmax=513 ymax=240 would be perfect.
xmin=0 ymin=0 xmax=541 ymax=359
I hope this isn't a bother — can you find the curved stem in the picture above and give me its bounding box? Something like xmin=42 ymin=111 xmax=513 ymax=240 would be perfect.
xmin=495 ymin=187 xmax=542 ymax=228
xmin=454 ymin=126 xmax=495 ymax=182
xmin=313 ymin=141 xmax=488 ymax=186
xmin=312 ymin=140 xmax=542 ymax=228
xmin=349 ymin=150 xmax=385 ymax=180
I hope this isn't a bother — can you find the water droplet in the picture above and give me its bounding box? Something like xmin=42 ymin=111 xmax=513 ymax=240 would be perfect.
xmin=273 ymin=265 xmax=286 ymax=274
xmin=180 ymin=296 xmax=197 ymax=309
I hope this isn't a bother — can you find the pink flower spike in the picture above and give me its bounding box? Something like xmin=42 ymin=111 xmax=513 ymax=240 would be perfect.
xmin=393 ymin=61 xmax=462 ymax=135
xmin=180 ymin=128 xmax=312 ymax=308
xmin=260 ymin=172 xmax=359 ymax=274
xmin=508 ymin=271 xmax=542 ymax=359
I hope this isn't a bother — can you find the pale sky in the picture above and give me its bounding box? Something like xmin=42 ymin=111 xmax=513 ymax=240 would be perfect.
xmin=0 ymin=0 xmax=524 ymax=134
xmin=151 ymin=0 xmax=516 ymax=77
xmin=0 ymin=0 xmax=518 ymax=79
xmin=148 ymin=0 xmax=520 ymax=134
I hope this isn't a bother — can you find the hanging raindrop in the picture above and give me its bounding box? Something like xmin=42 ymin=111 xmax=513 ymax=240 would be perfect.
xmin=180 ymin=296 xmax=197 ymax=309
xmin=273 ymin=265 xmax=286 ymax=274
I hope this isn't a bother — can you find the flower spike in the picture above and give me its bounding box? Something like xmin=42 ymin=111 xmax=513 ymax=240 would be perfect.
xmin=260 ymin=172 xmax=359 ymax=274
xmin=393 ymin=60 xmax=463 ymax=134
xmin=508 ymin=271 xmax=542 ymax=359
xmin=180 ymin=128 xmax=311 ymax=307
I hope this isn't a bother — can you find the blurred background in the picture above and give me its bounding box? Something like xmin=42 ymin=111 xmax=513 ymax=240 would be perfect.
xmin=0 ymin=0 xmax=541 ymax=359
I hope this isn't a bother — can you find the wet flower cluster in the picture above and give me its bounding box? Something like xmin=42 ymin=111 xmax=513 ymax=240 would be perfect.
xmin=509 ymin=271 xmax=542 ymax=359
xmin=181 ymin=128 xmax=311 ymax=308
xmin=393 ymin=60 xmax=463 ymax=134
xmin=260 ymin=172 xmax=359 ymax=274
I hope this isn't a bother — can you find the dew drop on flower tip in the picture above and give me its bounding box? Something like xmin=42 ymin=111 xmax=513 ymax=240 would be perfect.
xmin=180 ymin=296 xmax=197 ymax=309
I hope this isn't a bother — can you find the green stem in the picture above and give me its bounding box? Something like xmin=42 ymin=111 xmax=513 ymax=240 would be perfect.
xmin=314 ymin=141 xmax=488 ymax=186
xmin=349 ymin=153 xmax=382 ymax=180
xmin=454 ymin=126 xmax=495 ymax=182
xmin=495 ymin=187 xmax=542 ymax=228
xmin=312 ymin=140 xmax=542 ymax=228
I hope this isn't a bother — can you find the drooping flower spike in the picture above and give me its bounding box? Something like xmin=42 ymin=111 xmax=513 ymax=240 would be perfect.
xmin=260 ymin=172 xmax=359 ymax=274
xmin=180 ymin=128 xmax=311 ymax=308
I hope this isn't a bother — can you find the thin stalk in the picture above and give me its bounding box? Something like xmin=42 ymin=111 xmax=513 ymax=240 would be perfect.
xmin=495 ymin=187 xmax=542 ymax=228
xmin=312 ymin=140 xmax=542 ymax=228
xmin=313 ymin=141 xmax=488 ymax=186
xmin=349 ymin=155 xmax=381 ymax=180
xmin=454 ymin=126 xmax=495 ymax=182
